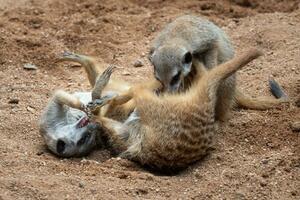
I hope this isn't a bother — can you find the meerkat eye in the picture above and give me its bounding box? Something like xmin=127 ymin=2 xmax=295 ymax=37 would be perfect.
xmin=57 ymin=139 xmax=66 ymax=154
xmin=77 ymin=132 xmax=91 ymax=146
xmin=183 ymin=52 xmax=192 ymax=64
xmin=170 ymin=71 xmax=181 ymax=86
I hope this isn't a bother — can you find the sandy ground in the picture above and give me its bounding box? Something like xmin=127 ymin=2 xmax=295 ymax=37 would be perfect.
xmin=0 ymin=0 xmax=299 ymax=199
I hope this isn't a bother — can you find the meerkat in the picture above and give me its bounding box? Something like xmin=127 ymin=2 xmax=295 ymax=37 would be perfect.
xmin=39 ymin=52 xmax=130 ymax=157
xmin=149 ymin=15 xmax=288 ymax=122
xmin=85 ymin=48 xmax=263 ymax=169
xmin=40 ymin=51 xmax=161 ymax=157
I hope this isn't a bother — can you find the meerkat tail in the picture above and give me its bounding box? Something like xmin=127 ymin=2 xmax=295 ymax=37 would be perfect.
xmin=205 ymin=48 xmax=262 ymax=90
xmin=234 ymin=78 xmax=288 ymax=110
xmin=234 ymin=89 xmax=288 ymax=110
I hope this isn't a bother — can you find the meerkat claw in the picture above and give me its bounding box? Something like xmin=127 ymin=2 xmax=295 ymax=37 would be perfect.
xmin=98 ymin=65 xmax=116 ymax=83
xmin=87 ymin=95 xmax=116 ymax=115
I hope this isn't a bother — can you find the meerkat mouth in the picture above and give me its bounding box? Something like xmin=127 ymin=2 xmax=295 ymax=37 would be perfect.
xmin=77 ymin=116 xmax=90 ymax=128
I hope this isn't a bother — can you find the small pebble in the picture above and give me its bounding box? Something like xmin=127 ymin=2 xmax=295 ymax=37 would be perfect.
xmin=27 ymin=106 xmax=36 ymax=113
xmin=295 ymin=99 xmax=300 ymax=107
xmin=291 ymin=191 xmax=297 ymax=196
xmin=36 ymin=151 xmax=44 ymax=156
xmin=122 ymin=71 xmax=131 ymax=76
xmin=117 ymin=173 xmax=128 ymax=179
xmin=79 ymin=182 xmax=85 ymax=188
xmin=261 ymin=159 xmax=269 ymax=165
xmin=8 ymin=98 xmax=19 ymax=104
xmin=260 ymin=180 xmax=267 ymax=187
xmin=290 ymin=122 xmax=300 ymax=132
xmin=23 ymin=63 xmax=38 ymax=70
xmin=235 ymin=192 xmax=246 ymax=200
xmin=133 ymin=59 xmax=144 ymax=68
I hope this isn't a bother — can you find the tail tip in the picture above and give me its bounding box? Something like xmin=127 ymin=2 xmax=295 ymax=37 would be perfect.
xmin=269 ymin=78 xmax=288 ymax=100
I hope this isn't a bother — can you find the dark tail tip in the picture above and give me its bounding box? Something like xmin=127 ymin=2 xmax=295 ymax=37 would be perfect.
xmin=269 ymin=78 xmax=288 ymax=99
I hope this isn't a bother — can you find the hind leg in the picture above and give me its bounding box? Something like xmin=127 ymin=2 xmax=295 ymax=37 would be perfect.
xmin=92 ymin=65 xmax=115 ymax=100
xmin=52 ymin=90 xmax=86 ymax=111
xmin=215 ymin=75 xmax=236 ymax=123
xmin=59 ymin=52 xmax=133 ymax=94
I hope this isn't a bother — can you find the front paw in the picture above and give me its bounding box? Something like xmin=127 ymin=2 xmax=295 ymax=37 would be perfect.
xmin=87 ymin=95 xmax=116 ymax=114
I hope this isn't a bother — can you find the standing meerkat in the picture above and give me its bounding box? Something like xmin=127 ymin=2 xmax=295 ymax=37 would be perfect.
xmin=149 ymin=15 xmax=287 ymax=122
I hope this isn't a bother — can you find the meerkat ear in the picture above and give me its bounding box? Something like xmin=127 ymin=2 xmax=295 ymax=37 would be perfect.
xmin=182 ymin=51 xmax=193 ymax=76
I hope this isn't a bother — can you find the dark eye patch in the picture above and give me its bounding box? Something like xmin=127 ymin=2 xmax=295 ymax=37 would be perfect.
xmin=170 ymin=71 xmax=181 ymax=86
xmin=57 ymin=139 xmax=66 ymax=154
xmin=77 ymin=132 xmax=91 ymax=146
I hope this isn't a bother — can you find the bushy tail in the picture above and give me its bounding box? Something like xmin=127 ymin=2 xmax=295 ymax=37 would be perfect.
xmin=234 ymin=78 xmax=288 ymax=110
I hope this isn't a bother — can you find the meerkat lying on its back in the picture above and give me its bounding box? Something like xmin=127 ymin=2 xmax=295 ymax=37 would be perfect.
xmin=149 ymin=15 xmax=288 ymax=122
xmin=40 ymin=51 xmax=164 ymax=157
xmin=87 ymin=49 xmax=262 ymax=169
xmin=39 ymin=52 xmax=131 ymax=157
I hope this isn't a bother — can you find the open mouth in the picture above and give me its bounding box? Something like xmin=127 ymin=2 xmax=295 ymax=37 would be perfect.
xmin=77 ymin=116 xmax=90 ymax=128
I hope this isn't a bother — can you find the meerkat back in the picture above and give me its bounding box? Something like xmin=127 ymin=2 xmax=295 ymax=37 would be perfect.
xmin=150 ymin=15 xmax=234 ymax=65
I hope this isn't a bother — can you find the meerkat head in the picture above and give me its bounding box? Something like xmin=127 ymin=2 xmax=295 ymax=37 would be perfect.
xmin=40 ymin=115 xmax=100 ymax=157
xmin=149 ymin=45 xmax=193 ymax=93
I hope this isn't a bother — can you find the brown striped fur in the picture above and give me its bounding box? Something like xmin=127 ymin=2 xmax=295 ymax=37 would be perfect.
xmin=90 ymin=49 xmax=262 ymax=169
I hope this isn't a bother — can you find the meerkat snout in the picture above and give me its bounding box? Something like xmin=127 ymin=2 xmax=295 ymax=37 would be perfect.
xmin=151 ymin=46 xmax=193 ymax=92
xmin=53 ymin=125 xmax=98 ymax=157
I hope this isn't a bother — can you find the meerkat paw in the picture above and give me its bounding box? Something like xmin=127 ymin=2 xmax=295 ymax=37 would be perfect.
xmin=92 ymin=65 xmax=116 ymax=100
xmin=87 ymin=94 xmax=117 ymax=115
